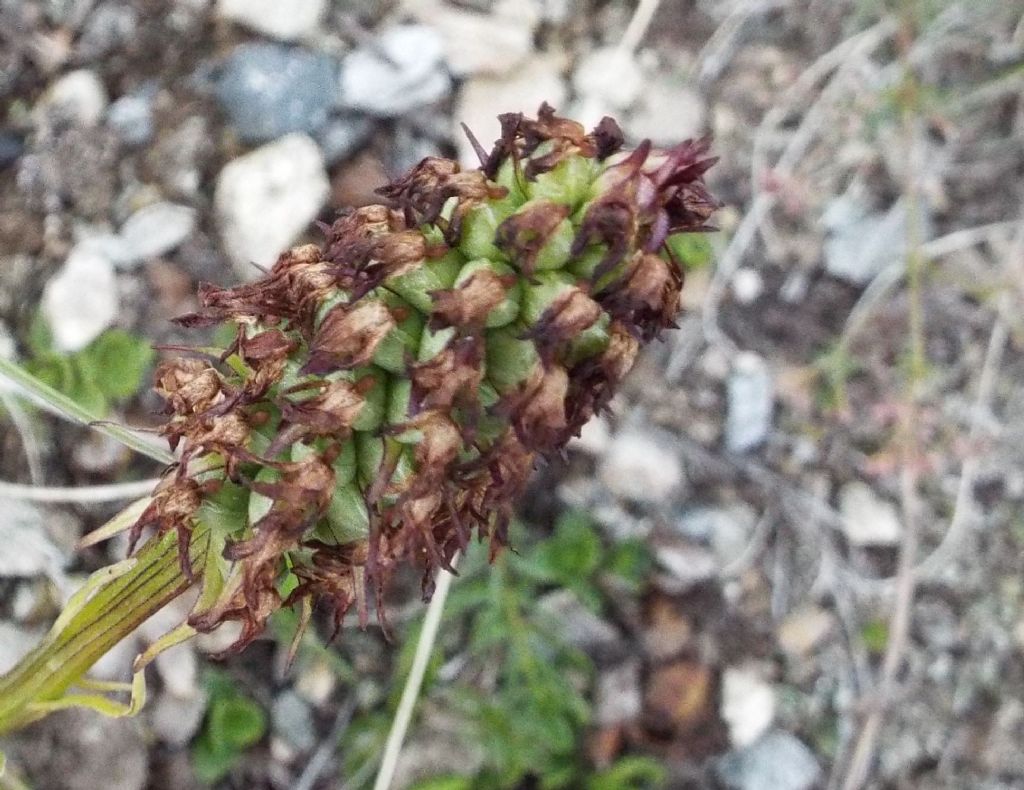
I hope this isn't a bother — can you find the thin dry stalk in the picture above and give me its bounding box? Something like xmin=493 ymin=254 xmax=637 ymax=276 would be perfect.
xmin=0 ymin=478 xmax=161 ymax=504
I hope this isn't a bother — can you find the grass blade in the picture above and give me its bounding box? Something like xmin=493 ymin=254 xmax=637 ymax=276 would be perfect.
xmin=0 ymin=356 xmax=172 ymax=465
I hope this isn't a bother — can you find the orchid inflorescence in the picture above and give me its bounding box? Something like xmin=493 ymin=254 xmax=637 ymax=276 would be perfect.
xmin=127 ymin=104 xmax=719 ymax=656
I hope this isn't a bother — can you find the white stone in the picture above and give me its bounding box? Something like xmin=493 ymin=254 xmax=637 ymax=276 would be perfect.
xmin=725 ymin=352 xmax=773 ymax=453
xmin=0 ymin=622 xmax=45 ymax=675
xmin=116 ymin=201 xmax=197 ymax=267
xmin=296 ymin=658 xmax=337 ymax=706
xmin=599 ymin=431 xmax=683 ymax=504
xmin=822 ymin=193 xmax=931 ymax=285
xmin=655 ymin=544 xmax=718 ymax=591
xmin=215 ymin=0 xmax=326 ymax=41
xmin=0 ymin=501 xmax=67 ymax=579
xmin=154 ymin=642 xmax=198 ymax=698
xmin=572 ymin=47 xmax=644 ymax=111
xmin=625 ymin=78 xmax=706 ymax=146
xmin=214 ymin=133 xmax=329 ymax=278
xmin=715 ymin=730 xmax=822 ymax=790
xmin=455 ymin=56 xmax=568 ymax=167
xmin=150 ymin=688 xmax=207 ymax=746
xmin=721 ymin=666 xmax=776 ymax=748
xmin=419 ymin=3 xmax=534 ymax=76
xmin=568 ymin=414 xmax=611 ymax=455
xmin=42 ymin=242 xmax=119 ymax=351
xmin=731 ymin=267 xmax=764 ymax=304
xmin=839 ymin=481 xmax=902 ymax=547
xmin=38 ymin=69 xmax=109 ymax=127
xmin=594 ymin=660 xmax=642 ymax=725
xmin=537 ymin=589 xmax=619 ymax=651
xmin=339 ymin=25 xmax=450 ymax=117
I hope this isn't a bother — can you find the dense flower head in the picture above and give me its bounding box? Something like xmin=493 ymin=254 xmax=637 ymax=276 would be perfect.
xmin=138 ymin=104 xmax=719 ymax=654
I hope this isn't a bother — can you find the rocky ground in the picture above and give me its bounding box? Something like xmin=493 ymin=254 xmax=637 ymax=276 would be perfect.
xmin=1 ymin=1 xmax=1023 ymax=789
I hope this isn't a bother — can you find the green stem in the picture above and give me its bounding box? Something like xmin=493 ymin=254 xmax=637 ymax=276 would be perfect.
xmin=0 ymin=526 xmax=208 ymax=736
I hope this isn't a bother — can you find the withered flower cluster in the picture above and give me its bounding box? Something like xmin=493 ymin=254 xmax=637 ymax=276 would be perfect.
xmin=135 ymin=105 xmax=718 ymax=654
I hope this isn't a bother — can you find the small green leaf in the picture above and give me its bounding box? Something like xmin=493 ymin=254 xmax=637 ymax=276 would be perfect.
xmin=587 ymin=756 xmax=668 ymax=790
xmin=665 ymin=233 xmax=713 ymax=271
xmin=604 ymin=540 xmax=653 ymax=592
xmin=80 ymin=329 xmax=156 ymax=399
xmin=209 ymin=695 xmax=266 ymax=751
xmin=191 ymin=729 xmax=241 ymax=784
xmin=525 ymin=510 xmax=603 ymax=587
xmin=408 ymin=777 xmax=474 ymax=790
xmin=861 ymin=619 xmax=889 ymax=654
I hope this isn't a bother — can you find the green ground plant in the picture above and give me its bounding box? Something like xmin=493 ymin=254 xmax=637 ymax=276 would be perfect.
xmin=344 ymin=511 xmax=659 ymax=790
xmin=191 ymin=670 xmax=268 ymax=784
xmin=23 ymin=320 xmax=155 ymax=415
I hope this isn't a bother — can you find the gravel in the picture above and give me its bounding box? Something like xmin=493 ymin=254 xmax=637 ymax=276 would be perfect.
xmin=822 ymin=193 xmax=932 ymax=285
xmin=35 ymin=69 xmax=109 ymax=128
xmin=598 ymin=430 xmax=684 ymax=504
xmin=714 ymin=730 xmax=822 ymax=790
xmin=214 ymin=133 xmax=329 ymax=277
xmin=41 ymin=241 xmax=119 ymax=351
xmin=839 ymin=480 xmax=903 ymax=546
xmin=116 ymin=201 xmax=197 ymax=267
xmin=314 ymin=114 xmax=375 ymax=165
xmin=421 ymin=4 xmax=534 ymax=77
xmin=272 ymin=690 xmax=317 ymax=752
xmin=625 ymin=78 xmax=706 ymax=145
xmin=721 ymin=666 xmax=777 ymax=748
xmin=0 ymin=131 xmax=24 ymax=167
xmin=216 ymin=0 xmax=327 ymax=41
xmin=339 ymin=25 xmax=450 ymax=117
xmin=213 ymin=43 xmax=339 ymax=143
xmin=725 ymin=352 xmax=774 ymax=453
xmin=106 ymin=87 xmax=156 ymax=146
xmin=594 ymin=660 xmax=643 ymax=725
xmin=0 ymin=501 xmax=67 ymax=579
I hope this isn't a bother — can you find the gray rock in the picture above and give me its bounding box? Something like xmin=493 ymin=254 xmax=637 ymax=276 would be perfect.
xmin=0 ymin=131 xmax=23 ymax=168
xmin=537 ymin=589 xmax=620 ymax=654
xmin=573 ymin=47 xmax=644 ymax=112
xmin=214 ymin=133 xmax=329 ymax=276
xmin=147 ymin=115 xmax=212 ymax=198
xmin=216 ymin=0 xmax=326 ymax=41
xmin=674 ymin=506 xmax=736 ymax=543
xmin=1 ymin=708 xmax=149 ymax=790
xmin=839 ymin=481 xmax=902 ymax=547
xmin=594 ymin=660 xmax=642 ymax=725
xmin=315 ymin=114 xmax=374 ymax=165
xmin=41 ymin=241 xmax=119 ymax=350
xmin=77 ymin=1 xmax=139 ymax=58
xmin=272 ymin=690 xmax=317 ymax=752
xmin=116 ymin=201 xmax=197 ymax=267
xmin=822 ymin=194 xmax=932 ymax=285
xmin=599 ymin=431 xmax=684 ymax=504
xmin=0 ymin=622 xmax=45 ymax=675
xmin=107 ymin=88 xmax=156 ymax=146
xmin=725 ymin=352 xmax=773 ymax=453
xmin=714 ymin=730 xmax=822 ymax=790
xmin=214 ymin=43 xmax=339 ymax=143
xmin=339 ymin=25 xmax=450 ymax=117
xmin=36 ymin=69 xmax=109 ymax=128
xmin=421 ymin=5 xmax=534 ymax=77
xmin=150 ymin=688 xmax=208 ymax=747
xmin=624 ymin=77 xmax=706 ymax=145
xmin=655 ymin=543 xmax=718 ymax=591
xmin=42 ymin=0 xmax=96 ymax=29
